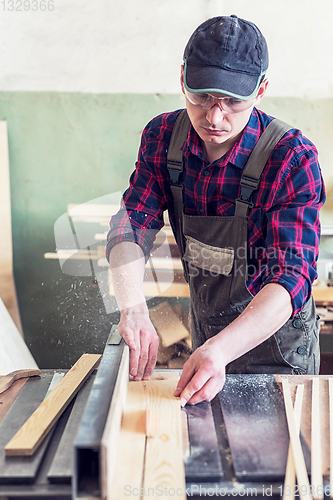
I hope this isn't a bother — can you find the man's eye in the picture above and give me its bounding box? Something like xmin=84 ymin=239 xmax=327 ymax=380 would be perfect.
xmin=227 ymin=98 xmax=243 ymax=106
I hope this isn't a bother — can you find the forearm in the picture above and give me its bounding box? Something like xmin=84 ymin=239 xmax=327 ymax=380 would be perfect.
xmin=208 ymin=283 xmax=293 ymax=364
xmin=109 ymin=241 xmax=159 ymax=379
xmin=109 ymin=241 xmax=148 ymax=312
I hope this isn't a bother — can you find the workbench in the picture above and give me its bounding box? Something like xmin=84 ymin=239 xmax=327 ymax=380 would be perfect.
xmin=0 ymin=368 xmax=331 ymax=500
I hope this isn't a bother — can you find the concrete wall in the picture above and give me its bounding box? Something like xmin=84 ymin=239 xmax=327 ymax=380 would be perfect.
xmin=0 ymin=0 xmax=332 ymax=367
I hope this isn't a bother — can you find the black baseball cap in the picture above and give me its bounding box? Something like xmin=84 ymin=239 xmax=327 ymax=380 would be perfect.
xmin=183 ymin=15 xmax=269 ymax=100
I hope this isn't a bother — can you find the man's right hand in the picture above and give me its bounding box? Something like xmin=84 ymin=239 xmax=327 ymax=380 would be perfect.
xmin=118 ymin=307 xmax=159 ymax=380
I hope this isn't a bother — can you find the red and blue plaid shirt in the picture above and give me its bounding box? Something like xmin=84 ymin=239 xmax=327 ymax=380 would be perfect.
xmin=106 ymin=108 xmax=325 ymax=314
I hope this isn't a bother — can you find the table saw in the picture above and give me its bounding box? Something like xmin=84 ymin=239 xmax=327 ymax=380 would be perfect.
xmin=0 ymin=329 xmax=331 ymax=500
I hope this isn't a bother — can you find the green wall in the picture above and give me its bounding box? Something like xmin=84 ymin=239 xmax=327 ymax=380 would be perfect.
xmin=0 ymin=92 xmax=331 ymax=368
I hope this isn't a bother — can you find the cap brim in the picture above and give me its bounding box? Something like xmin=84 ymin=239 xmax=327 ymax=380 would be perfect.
xmin=184 ymin=61 xmax=263 ymax=100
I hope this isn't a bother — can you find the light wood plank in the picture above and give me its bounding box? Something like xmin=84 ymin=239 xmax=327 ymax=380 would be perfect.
xmin=4 ymin=353 xmax=101 ymax=456
xmin=329 ymin=378 xmax=333 ymax=499
xmin=143 ymin=372 xmax=186 ymax=499
xmin=101 ymin=345 xmax=129 ymax=499
xmin=149 ymin=302 xmax=190 ymax=347
xmin=0 ymin=298 xmax=39 ymax=375
xmin=312 ymin=378 xmax=324 ymax=499
xmin=282 ymin=378 xmax=312 ymax=500
xmin=283 ymin=384 xmax=304 ymax=500
xmin=108 ymin=379 xmax=147 ymax=500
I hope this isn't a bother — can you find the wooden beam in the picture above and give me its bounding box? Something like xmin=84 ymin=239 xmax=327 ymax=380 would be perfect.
xmin=101 ymin=345 xmax=129 ymax=499
xmin=4 ymin=353 xmax=101 ymax=456
xmin=282 ymin=378 xmax=312 ymax=500
xmin=283 ymin=384 xmax=304 ymax=500
xmin=108 ymin=378 xmax=147 ymax=500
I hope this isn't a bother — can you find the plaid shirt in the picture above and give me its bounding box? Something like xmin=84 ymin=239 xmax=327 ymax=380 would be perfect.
xmin=106 ymin=108 xmax=325 ymax=314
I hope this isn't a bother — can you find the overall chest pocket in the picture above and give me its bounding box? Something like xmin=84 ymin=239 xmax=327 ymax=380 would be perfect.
xmin=183 ymin=235 xmax=234 ymax=276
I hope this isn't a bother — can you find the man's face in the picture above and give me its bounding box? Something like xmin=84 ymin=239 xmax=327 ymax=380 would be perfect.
xmin=180 ymin=66 xmax=268 ymax=159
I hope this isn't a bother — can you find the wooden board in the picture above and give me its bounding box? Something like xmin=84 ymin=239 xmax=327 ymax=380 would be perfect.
xmin=149 ymin=302 xmax=190 ymax=347
xmin=108 ymin=377 xmax=147 ymax=500
xmin=5 ymin=354 xmax=100 ymax=456
xmin=275 ymin=375 xmax=331 ymax=479
xmin=107 ymin=372 xmax=186 ymax=500
xmin=101 ymin=345 xmax=129 ymax=499
xmin=143 ymin=372 xmax=186 ymax=499
xmin=0 ymin=298 xmax=39 ymax=375
xmin=281 ymin=378 xmax=311 ymax=500
xmin=0 ymin=369 xmax=41 ymax=395
xmin=0 ymin=378 xmax=28 ymax=424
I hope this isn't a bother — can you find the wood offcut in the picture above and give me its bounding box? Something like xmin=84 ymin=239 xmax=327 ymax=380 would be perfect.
xmin=4 ymin=353 xmax=101 ymax=456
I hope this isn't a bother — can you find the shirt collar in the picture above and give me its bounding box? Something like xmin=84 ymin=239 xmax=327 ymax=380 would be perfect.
xmin=182 ymin=108 xmax=263 ymax=170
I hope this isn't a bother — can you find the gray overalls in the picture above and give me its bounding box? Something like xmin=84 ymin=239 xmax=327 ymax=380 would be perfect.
xmin=167 ymin=110 xmax=320 ymax=375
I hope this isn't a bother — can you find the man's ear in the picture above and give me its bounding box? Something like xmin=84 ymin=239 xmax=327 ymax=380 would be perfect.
xmin=180 ymin=65 xmax=185 ymax=95
xmin=254 ymin=78 xmax=269 ymax=105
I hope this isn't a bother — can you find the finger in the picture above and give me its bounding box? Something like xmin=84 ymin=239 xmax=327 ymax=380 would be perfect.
xmin=173 ymin=357 xmax=196 ymax=397
xmin=134 ymin=331 xmax=151 ymax=380
xmin=143 ymin=336 xmax=159 ymax=379
xmin=119 ymin=326 xmax=140 ymax=377
xmin=178 ymin=368 xmax=210 ymax=407
xmin=185 ymin=376 xmax=223 ymax=406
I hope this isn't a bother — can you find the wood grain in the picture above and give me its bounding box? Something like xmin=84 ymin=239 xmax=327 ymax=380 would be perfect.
xmin=108 ymin=377 xmax=147 ymax=500
xmin=282 ymin=378 xmax=311 ymax=500
xmin=4 ymin=353 xmax=100 ymax=456
xmin=143 ymin=372 xmax=186 ymax=500
xmin=283 ymin=384 xmax=304 ymax=500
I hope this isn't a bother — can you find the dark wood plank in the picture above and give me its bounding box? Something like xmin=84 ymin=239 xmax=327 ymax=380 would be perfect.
xmin=0 ymin=377 xmax=27 ymax=424
xmin=183 ymin=402 xmax=224 ymax=482
xmin=0 ymin=373 xmax=54 ymax=484
xmin=219 ymin=374 xmax=311 ymax=482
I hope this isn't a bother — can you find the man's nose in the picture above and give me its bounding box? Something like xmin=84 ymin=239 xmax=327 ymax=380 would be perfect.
xmin=206 ymin=102 xmax=226 ymax=125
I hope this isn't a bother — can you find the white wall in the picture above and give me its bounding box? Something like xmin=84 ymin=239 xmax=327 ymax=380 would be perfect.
xmin=0 ymin=0 xmax=332 ymax=97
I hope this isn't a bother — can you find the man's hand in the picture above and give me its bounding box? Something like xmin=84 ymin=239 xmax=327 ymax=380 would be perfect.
xmin=174 ymin=283 xmax=293 ymax=406
xmin=174 ymin=336 xmax=227 ymax=406
xmin=118 ymin=308 xmax=159 ymax=380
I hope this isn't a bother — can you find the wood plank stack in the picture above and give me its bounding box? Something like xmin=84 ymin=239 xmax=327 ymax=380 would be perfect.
xmin=148 ymin=302 xmax=192 ymax=369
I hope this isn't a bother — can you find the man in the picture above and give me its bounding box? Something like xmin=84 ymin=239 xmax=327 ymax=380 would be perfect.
xmin=106 ymin=15 xmax=325 ymax=407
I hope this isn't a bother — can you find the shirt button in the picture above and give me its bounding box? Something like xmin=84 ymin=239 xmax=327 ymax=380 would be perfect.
xmin=292 ymin=318 xmax=303 ymax=329
xmin=200 ymin=208 xmax=205 ymax=214
xmin=204 ymin=170 xmax=209 ymax=176
xmin=297 ymin=345 xmax=307 ymax=355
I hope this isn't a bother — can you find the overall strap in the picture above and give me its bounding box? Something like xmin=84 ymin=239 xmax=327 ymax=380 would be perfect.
xmin=235 ymin=118 xmax=292 ymax=217
xmin=166 ymin=110 xmax=191 ymax=257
